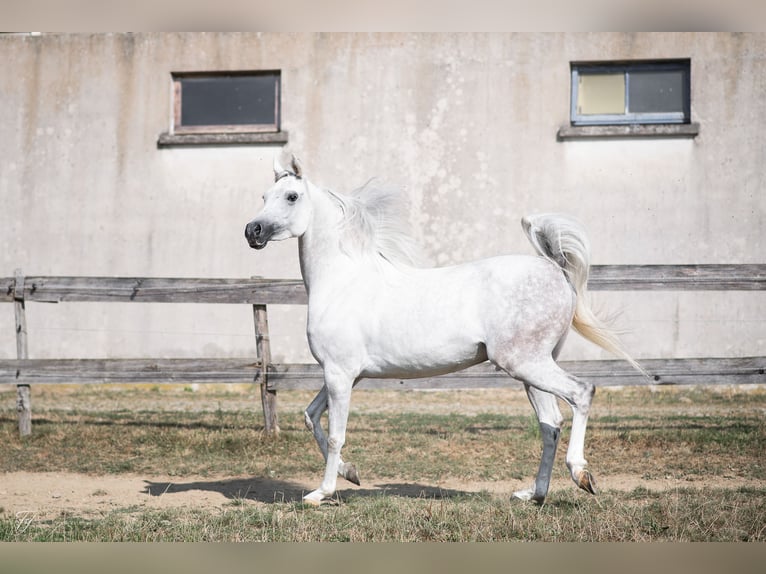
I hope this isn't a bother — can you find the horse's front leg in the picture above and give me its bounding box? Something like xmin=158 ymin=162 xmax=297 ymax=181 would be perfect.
xmin=303 ymin=369 xmax=356 ymax=506
xmin=304 ymin=386 xmax=329 ymax=458
xmin=303 ymin=385 xmax=360 ymax=486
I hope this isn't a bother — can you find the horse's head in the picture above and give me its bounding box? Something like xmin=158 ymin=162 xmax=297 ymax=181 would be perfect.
xmin=245 ymin=154 xmax=313 ymax=250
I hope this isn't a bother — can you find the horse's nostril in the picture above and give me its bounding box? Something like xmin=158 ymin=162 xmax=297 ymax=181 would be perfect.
xmin=245 ymin=222 xmax=263 ymax=240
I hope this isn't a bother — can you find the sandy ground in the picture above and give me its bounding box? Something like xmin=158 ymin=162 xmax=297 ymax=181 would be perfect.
xmin=2 ymin=470 xmax=763 ymax=520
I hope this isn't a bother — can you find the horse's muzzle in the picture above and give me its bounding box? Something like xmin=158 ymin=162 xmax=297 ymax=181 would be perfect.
xmin=245 ymin=221 xmax=268 ymax=250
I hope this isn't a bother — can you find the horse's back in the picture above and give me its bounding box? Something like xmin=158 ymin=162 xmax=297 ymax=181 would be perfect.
xmin=411 ymin=254 xmax=569 ymax=306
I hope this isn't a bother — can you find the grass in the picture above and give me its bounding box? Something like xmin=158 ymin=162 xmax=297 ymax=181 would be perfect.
xmin=1 ymin=406 xmax=762 ymax=481
xmin=1 ymin=487 xmax=763 ymax=542
xmin=0 ymin=384 xmax=764 ymax=541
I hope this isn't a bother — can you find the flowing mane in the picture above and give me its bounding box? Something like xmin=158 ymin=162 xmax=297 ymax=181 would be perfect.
xmin=326 ymin=179 xmax=426 ymax=267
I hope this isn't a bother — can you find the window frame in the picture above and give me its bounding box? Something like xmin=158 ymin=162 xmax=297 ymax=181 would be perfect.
xmin=570 ymin=60 xmax=691 ymax=127
xmin=170 ymin=70 xmax=282 ymax=135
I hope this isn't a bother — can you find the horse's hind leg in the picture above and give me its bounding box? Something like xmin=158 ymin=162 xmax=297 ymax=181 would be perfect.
xmin=504 ymin=358 xmax=597 ymax=497
xmin=513 ymin=384 xmax=563 ymax=503
xmin=304 ymin=385 xmax=360 ymax=488
xmin=513 ymin=334 xmax=568 ymax=503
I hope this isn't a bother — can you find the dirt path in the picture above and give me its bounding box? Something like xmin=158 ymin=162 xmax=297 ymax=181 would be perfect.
xmin=2 ymin=471 xmax=762 ymax=520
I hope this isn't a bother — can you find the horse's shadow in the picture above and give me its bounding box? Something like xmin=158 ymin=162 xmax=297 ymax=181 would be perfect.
xmin=143 ymin=477 xmax=470 ymax=504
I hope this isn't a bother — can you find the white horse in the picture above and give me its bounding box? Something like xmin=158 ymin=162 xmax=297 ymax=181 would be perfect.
xmin=245 ymin=155 xmax=641 ymax=506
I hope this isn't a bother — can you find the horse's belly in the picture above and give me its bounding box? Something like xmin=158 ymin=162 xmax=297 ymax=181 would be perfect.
xmin=359 ymin=333 xmax=489 ymax=379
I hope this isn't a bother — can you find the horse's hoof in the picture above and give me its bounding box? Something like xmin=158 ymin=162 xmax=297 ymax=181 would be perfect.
xmin=513 ymin=487 xmax=546 ymax=504
xmin=302 ymin=491 xmax=324 ymax=506
xmin=512 ymin=488 xmax=534 ymax=501
xmin=344 ymin=463 xmax=361 ymax=486
xmin=577 ymin=469 xmax=597 ymax=495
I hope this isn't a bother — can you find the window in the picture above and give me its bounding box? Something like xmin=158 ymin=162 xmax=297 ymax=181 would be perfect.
xmin=570 ymin=60 xmax=690 ymax=126
xmin=158 ymin=70 xmax=288 ymax=147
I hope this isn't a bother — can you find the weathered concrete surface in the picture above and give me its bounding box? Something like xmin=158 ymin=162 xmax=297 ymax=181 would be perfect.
xmin=1 ymin=33 xmax=763 ymax=363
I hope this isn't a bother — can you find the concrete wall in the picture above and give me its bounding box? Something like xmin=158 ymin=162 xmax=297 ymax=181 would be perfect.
xmin=1 ymin=33 xmax=764 ymax=364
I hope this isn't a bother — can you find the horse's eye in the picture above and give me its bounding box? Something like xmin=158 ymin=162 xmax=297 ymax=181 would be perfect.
xmin=286 ymin=192 xmax=299 ymax=203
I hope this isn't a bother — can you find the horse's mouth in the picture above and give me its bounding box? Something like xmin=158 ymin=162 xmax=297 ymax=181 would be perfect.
xmin=246 ymin=236 xmax=268 ymax=250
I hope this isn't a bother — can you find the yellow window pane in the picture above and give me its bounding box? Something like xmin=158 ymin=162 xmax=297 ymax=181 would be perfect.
xmin=577 ymin=73 xmax=625 ymax=115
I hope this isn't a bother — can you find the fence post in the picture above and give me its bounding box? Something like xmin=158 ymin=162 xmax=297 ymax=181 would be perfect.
xmin=253 ymin=303 xmax=279 ymax=435
xmin=14 ymin=269 xmax=31 ymax=436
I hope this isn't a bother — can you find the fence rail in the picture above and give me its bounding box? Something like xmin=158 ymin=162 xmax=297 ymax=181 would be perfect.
xmin=1 ymin=276 xmax=307 ymax=304
xmin=2 ymin=264 xmax=765 ymax=436
xmin=3 ymin=357 xmax=764 ymax=388
xmin=3 ymin=265 xmax=765 ymax=304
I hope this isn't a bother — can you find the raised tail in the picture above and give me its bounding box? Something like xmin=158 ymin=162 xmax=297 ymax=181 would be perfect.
xmin=521 ymin=213 xmax=645 ymax=375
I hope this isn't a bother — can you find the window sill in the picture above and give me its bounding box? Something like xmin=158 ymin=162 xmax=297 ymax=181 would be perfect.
xmin=557 ymin=123 xmax=699 ymax=141
xmin=157 ymin=131 xmax=289 ymax=148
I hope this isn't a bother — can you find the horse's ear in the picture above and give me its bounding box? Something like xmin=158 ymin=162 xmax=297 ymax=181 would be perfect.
xmin=290 ymin=155 xmax=303 ymax=179
xmin=273 ymin=154 xmax=286 ymax=177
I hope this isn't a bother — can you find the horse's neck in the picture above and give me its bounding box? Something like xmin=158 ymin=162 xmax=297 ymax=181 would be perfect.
xmin=298 ymin=185 xmax=353 ymax=296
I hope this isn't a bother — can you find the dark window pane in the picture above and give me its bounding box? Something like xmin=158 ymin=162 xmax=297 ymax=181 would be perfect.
xmin=628 ymin=70 xmax=685 ymax=114
xmin=180 ymin=74 xmax=277 ymax=127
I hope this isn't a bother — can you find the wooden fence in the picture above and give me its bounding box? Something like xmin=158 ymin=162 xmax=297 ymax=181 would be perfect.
xmin=2 ymin=265 xmax=765 ymax=436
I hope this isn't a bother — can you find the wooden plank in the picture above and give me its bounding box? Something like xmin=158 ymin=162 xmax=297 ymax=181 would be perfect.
xmin=0 ymin=357 xmax=762 ymax=388
xmin=567 ymin=357 xmax=766 ymax=387
xmin=1 ymin=266 xmax=764 ymax=306
xmin=14 ymin=269 xmax=31 ymax=436
xmin=0 ymin=358 xmax=262 ymax=385
xmin=263 ymin=357 xmax=766 ymax=390
xmin=254 ymin=304 xmax=279 ymax=434
xmin=589 ymin=264 xmax=766 ymax=291
xmin=0 ymin=276 xmax=307 ymax=304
